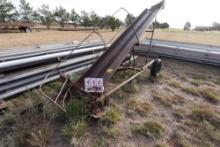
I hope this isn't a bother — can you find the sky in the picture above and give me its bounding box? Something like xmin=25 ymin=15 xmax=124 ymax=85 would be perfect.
xmin=11 ymin=0 xmax=220 ymax=29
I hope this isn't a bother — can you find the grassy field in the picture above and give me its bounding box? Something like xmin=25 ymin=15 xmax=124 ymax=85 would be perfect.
xmin=0 ymin=29 xmax=220 ymax=49
xmin=152 ymin=29 xmax=220 ymax=46
xmin=1 ymin=28 xmax=220 ymax=146
xmin=1 ymin=57 xmax=220 ymax=147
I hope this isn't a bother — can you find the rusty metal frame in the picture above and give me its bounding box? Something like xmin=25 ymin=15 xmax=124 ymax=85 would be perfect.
xmin=76 ymin=1 xmax=165 ymax=89
xmin=40 ymin=1 xmax=165 ymax=114
xmin=97 ymin=59 xmax=155 ymax=102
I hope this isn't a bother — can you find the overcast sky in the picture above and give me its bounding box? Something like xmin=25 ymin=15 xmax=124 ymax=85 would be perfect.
xmin=11 ymin=0 xmax=220 ymax=28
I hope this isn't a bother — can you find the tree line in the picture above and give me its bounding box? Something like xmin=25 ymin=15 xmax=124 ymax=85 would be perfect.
xmin=0 ymin=0 xmax=170 ymax=31
xmin=0 ymin=0 xmax=135 ymax=31
xmin=184 ymin=21 xmax=220 ymax=31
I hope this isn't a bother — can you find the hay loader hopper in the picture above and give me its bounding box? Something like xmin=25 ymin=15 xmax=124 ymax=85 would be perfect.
xmin=40 ymin=0 xmax=165 ymax=117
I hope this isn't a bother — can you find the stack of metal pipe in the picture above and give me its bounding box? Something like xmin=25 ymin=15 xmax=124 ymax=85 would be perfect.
xmin=0 ymin=42 xmax=107 ymax=100
xmin=1 ymin=39 xmax=220 ymax=100
xmin=135 ymin=39 xmax=220 ymax=66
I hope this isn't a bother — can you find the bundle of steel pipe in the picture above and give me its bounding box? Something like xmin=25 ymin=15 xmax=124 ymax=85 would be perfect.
xmin=135 ymin=39 xmax=220 ymax=66
xmin=0 ymin=40 xmax=103 ymax=61
xmin=0 ymin=44 xmax=107 ymax=72
xmin=0 ymin=43 xmax=105 ymax=100
xmin=1 ymin=39 xmax=220 ymax=100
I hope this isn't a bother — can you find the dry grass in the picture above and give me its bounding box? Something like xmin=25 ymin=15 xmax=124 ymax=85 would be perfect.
xmin=190 ymin=106 xmax=220 ymax=129
xmin=1 ymin=29 xmax=220 ymax=50
xmin=181 ymin=86 xmax=199 ymax=96
xmin=132 ymin=121 xmax=165 ymax=139
xmin=152 ymin=92 xmax=172 ymax=108
xmin=173 ymin=109 xmax=186 ymax=120
xmin=150 ymin=29 xmax=220 ymax=46
xmin=190 ymin=80 xmax=202 ymax=86
xmin=199 ymin=87 xmax=220 ymax=103
xmin=152 ymin=91 xmax=184 ymax=108
xmin=170 ymin=94 xmax=185 ymax=105
xmin=171 ymin=132 xmax=190 ymax=147
xmin=1 ymin=56 xmax=220 ymax=146
xmin=0 ymin=30 xmax=118 ymax=49
xmin=63 ymin=119 xmax=87 ymax=143
xmin=184 ymin=106 xmax=220 ymax=146
xmin=155 ymin=143 xmax=169 ymax=147
xmin=168 ymin=80 xmax=181 ymax=89
xmin=215 ymin=78 xmax=220 ymax=85
xmin=98 ymin=126 xmax=120 ymax=140
xmin=126 ymin=99 xmax=153 ymax=117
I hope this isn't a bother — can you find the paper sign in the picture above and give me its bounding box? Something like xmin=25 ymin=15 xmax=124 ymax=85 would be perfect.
xmin=85 ymin=78 xmax=104 ymax=93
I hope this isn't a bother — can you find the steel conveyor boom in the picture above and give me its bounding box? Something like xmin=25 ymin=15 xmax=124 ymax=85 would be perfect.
xmin=77 ymin=0 xmax=165 ymax=87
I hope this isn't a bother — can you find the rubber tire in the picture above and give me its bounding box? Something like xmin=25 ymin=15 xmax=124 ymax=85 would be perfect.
xmin=150 ymin=58 xmax=162 ymax=77
xmin=25 ymin=28 xmax=32 ymax=33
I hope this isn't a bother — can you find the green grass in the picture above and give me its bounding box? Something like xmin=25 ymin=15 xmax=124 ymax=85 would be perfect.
xmin=47 ymin=81 xmax=63 ymax=91
xmin=98 ymin=126 xmax=120 ymax=140
xmin=101 ymin=106 xmax=122 ymax=125
xmin=70 ymin=73 xmax=81 ymax=81
xmin=58 ymin=98 xmax=88 ymax=121
xmin=199 ymin=88 xmax=220 ymax=103
xmin=63 ymin=119 xmax=87 ymax=140
xmin=132 ymin=121 xmax=165 ymax=139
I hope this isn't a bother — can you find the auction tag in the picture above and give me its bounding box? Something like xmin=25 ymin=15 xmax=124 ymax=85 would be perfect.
xmin=84 ymin=78 xmax=104 ymax=93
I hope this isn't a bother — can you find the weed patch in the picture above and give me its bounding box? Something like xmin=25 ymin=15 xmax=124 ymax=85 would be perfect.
xmin=56 ymin=97 xmax=89 ymax=121
xmin=98 ymin=126 xmax=120 ymax=140
xmin=101 ymin=106 xmax=122 ymax=125
xmin=63 ymin=120 xmax=87 ymax=145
